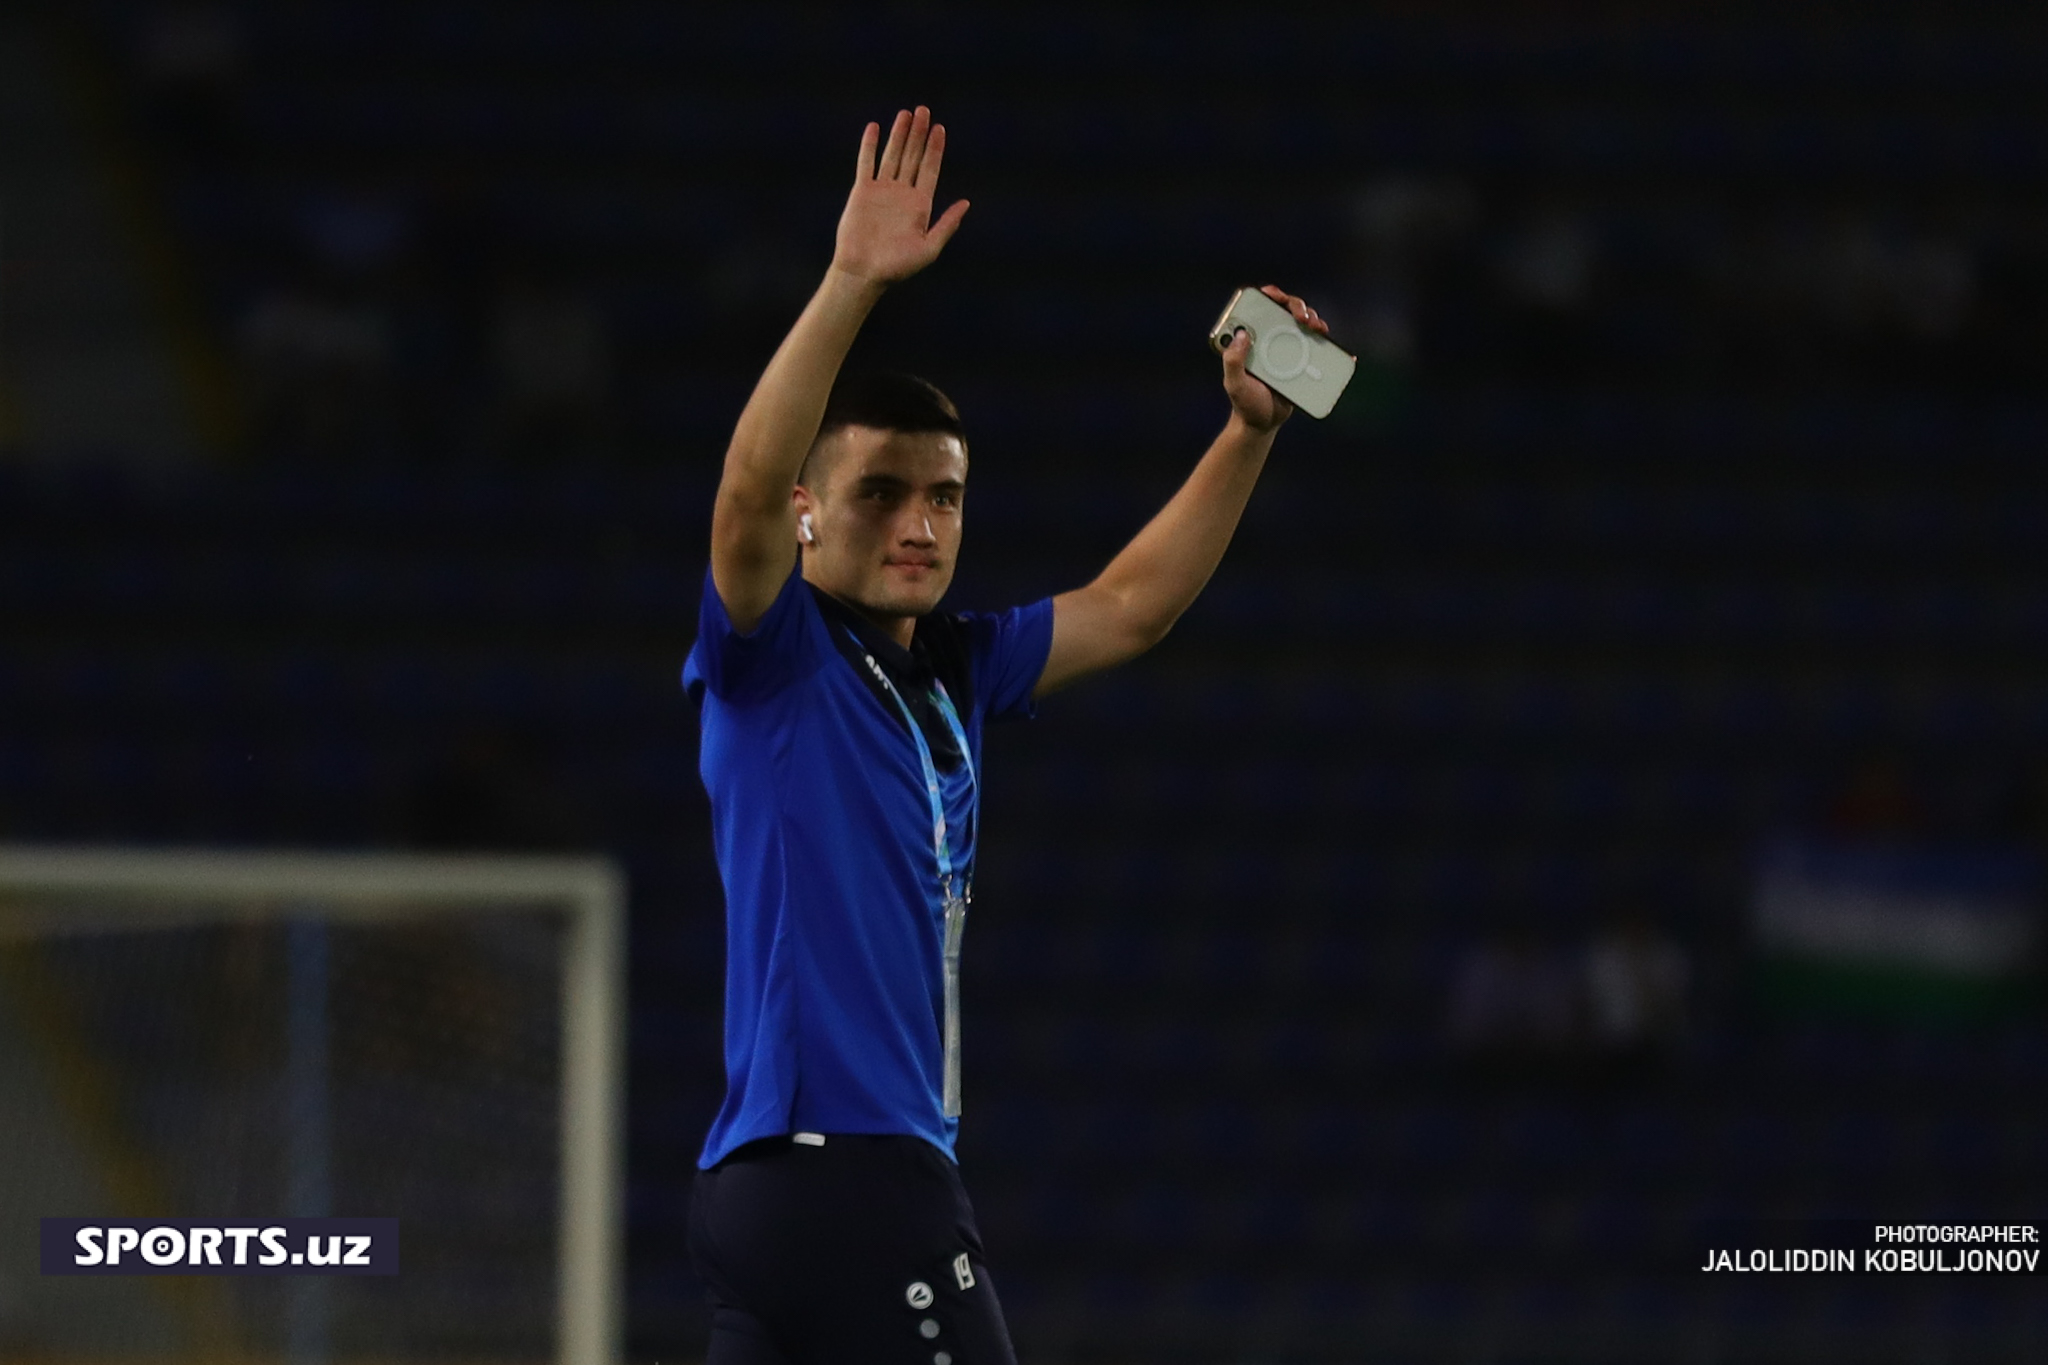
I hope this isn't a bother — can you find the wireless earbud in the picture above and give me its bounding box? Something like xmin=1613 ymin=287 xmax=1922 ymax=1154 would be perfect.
xmin=799 ymin=513 xmax=816 ymax=544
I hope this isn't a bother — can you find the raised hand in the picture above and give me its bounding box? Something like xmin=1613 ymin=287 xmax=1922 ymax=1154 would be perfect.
xmin=832 ymin=106 xmax=971 ymax=287
xmin=1219 ymin=285 xmax=1329 ymax=433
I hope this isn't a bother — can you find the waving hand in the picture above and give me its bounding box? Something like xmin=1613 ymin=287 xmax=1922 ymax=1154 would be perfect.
xmin=834 ymin=106 xmax=971 ymax=285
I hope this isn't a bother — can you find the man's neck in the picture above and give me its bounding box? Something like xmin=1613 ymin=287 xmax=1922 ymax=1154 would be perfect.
xmin=868 ymin=612 xmax=915 ymax=650
xmin=806 ymin=574 xmax=917 ymax=649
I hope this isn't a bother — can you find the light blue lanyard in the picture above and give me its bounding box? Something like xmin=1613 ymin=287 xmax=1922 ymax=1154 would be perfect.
xmin=853 ymin=636 xmax=978 ymax=900
xmin=850 ymin=632 xmax=977 ymax=1117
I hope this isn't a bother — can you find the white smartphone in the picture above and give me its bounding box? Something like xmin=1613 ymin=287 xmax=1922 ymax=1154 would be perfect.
xmin=1208 ymin=287 xmax=1356 ymax=420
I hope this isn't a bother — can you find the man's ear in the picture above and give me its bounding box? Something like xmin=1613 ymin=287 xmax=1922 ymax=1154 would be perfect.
xmin=792 ymin=486 xmax=816 ymax=545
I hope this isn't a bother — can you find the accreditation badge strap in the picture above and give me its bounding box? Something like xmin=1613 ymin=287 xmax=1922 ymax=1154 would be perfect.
xmin=853 ymin=634 xmax=977 ymax=1118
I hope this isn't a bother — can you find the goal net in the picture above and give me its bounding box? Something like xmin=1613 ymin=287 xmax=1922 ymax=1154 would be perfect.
xmin=0 ymin=845 xmax=624 ymax=1365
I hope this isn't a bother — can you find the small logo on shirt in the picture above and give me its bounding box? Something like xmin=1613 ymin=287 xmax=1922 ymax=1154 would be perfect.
xmin=952 ymin=1252 xmax=976 ymax=1291
xmin=905 ymin=1280 xmax=934 ymax=1309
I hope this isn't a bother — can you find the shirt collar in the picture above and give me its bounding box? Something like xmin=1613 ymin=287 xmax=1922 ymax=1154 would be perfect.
xmin=807 ymin=583 xmax=935 ymax=691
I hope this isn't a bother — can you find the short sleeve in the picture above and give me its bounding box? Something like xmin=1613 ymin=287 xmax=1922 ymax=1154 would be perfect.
xmin=962 ymin=597 xmax=1055 ymax=724
xmin=682 ymin=564 xmax=816 ymax=702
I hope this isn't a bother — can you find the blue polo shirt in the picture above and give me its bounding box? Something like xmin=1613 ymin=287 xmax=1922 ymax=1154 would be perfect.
xmin=683 ymin=565 xmax=1054 ymax=1168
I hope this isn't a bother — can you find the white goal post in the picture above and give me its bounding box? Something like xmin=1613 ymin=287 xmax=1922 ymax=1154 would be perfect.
xmin=0 ymin=843 xmax=626 ymax=1365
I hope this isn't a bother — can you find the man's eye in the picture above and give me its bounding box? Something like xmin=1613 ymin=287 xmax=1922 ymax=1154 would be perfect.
xmin=933 ymin=494 xmax=956 ymax=508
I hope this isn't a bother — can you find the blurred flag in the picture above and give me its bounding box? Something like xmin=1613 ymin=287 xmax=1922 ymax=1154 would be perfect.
xmin=1752 ymin=841 xmax=2041 ymax=1017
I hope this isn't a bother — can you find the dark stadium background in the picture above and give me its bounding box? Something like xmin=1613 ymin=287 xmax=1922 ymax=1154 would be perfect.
xmin=3 ymin=3 xmax=2045 ymax=1361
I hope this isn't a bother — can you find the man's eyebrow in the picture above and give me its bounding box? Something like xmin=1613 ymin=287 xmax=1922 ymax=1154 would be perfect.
xmin=928 ymin=479 xmax=966 ymax=494
xmin=852 ymin=474 xmax=912 ymax=492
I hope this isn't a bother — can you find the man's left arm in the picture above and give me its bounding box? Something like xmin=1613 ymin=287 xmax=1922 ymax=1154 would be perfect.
xmin=1034 ymin=285 xmax=1327 ymax=699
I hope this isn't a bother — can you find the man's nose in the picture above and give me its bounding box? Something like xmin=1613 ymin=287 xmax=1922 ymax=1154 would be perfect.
xmin=901 ymin=511 xmax=936 ymax=544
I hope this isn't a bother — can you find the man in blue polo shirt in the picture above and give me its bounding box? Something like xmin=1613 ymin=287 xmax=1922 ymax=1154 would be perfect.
xmin=683 ymin=105 xmax=1330 ymax=1364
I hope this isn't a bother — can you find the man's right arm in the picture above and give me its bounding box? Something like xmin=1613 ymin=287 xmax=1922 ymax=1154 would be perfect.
xmin=709 ymin=269 xmax=883 ymax=632
xmin=710 ymin=106 xmax=969 ymax=633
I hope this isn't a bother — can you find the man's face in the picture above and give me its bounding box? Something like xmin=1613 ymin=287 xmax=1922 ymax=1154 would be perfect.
xmin=797 ymin=425 xmax=967 ymax=621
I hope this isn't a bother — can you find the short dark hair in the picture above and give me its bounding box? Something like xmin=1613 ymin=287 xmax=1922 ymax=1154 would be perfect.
xmin=800 ymin=372 xmax=965 ymax=486
xmin=821 ymin=371 xmax=963 ymax=440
